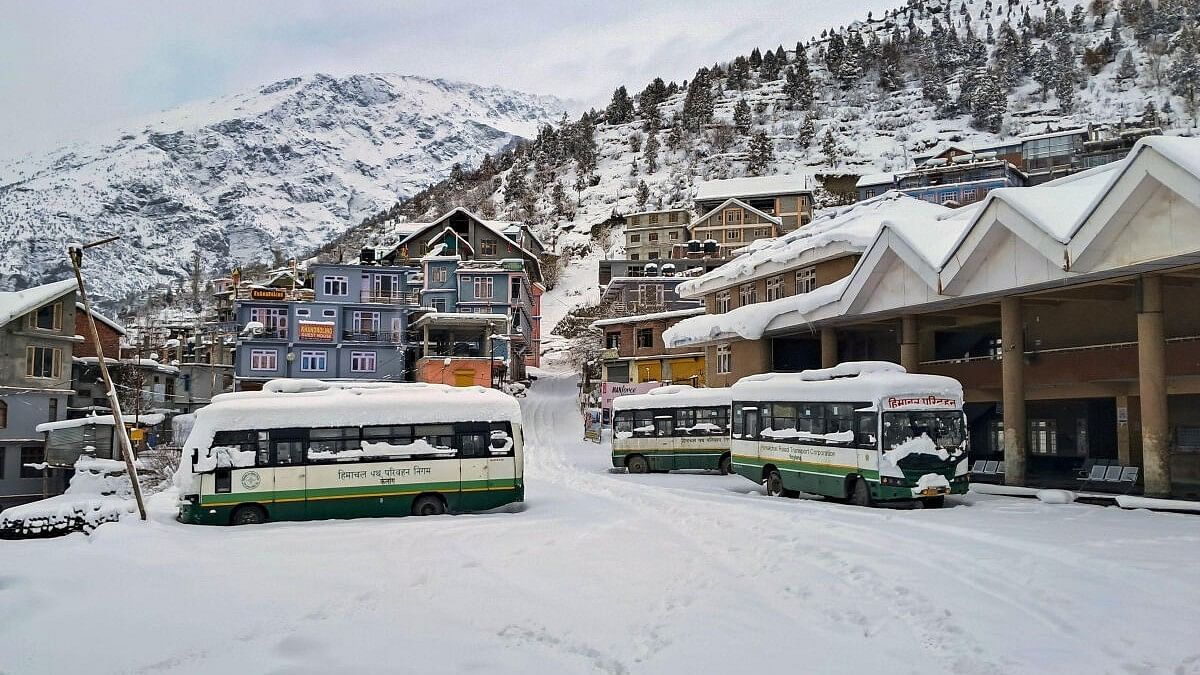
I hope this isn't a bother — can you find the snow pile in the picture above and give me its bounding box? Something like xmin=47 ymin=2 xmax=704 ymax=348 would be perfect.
xmin=761 ymin=428 xmax=855 ymax=443
xmin=612 ymin=385 xmax=731 ymax=412
xmin=192 ymin=446 xmax=257 ymax=472
xmin=310 ymin=440 xmax=454 ymax=462
xmin=883 ymin=433 xmax=950 ymax=465
xmin=664 ymin=277 xmax=849 ymax=346
xmin=0 ymin=457 xmax=138 ymax=539
xmin=797 ymin=361 xmax=905 ymax=381
xmin=732 ymin=365 xmax=964 ymax=407
xmin=1037 ymin=489 xmax=1076 ymax=505
xmin=914 ymin=472 xmax=951 ymax=492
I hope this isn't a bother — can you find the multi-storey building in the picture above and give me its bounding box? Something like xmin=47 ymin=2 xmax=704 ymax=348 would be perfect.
xmin=693 ymin=175 xmax=814 ymax=232
xmin=593 ymin=308 xmax=707 ymax=385
xmin=895 ymin=151 xmax=1028 ymax=207
xmin=689 ymin=197 xmax=785 ymax=259
xmin=622 ymin=209 xmax=692 ymax=260
xmin=0 ymin=280 xmax=78 ymax=508
xmin=233 ymin=262 xmax=420 ymax=389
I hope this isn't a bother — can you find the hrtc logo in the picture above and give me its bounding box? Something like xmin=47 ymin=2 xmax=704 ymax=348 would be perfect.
xmin=241 ymin=471 xmax=262 ymax=490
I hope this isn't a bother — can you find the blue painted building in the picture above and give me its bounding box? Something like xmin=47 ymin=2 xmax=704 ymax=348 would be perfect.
xmin=234 ymin=263 xmax=420 ymax=389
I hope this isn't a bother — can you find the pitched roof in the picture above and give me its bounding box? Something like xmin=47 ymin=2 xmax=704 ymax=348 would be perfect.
xmin=690 ymin=197 xmax=782 ymax=230
xmin=694 ymin=175 xmax=812 ymax=201
xmin=395 ymin=207 xmax=543 ymax=281
xmin=0 ymin=279 xmax=76 ymax=328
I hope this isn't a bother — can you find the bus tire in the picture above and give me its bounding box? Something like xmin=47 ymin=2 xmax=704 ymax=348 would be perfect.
xmin=412 ymin=494 xmax=446 ymax=517
xmin=230 ymin=504 xmax=267 ymax=526
xmin=851 ymin=478 xmax=874 ymax=508
xmin=626 ymin=455 xmax=649 ymax=474
xmin=922 ymin=496 xmax=946 ymax=509
xmin=718 ymin=454 xmax=732 ymax=475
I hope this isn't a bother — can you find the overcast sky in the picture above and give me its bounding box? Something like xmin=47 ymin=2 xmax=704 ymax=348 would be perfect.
xmin=0 ymin=0 xmax=897 ymax=159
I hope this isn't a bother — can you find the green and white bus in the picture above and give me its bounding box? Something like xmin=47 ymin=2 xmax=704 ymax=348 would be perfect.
xmin=730 ymin=362 xmax=969 ymax=507
xmin=612 ymin=385 xmax=732 ymax=474
xmin=176 ymin=380 xmax=524 ymax=525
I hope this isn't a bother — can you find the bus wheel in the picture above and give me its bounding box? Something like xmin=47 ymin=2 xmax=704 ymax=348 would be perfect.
xmin=922 ymin=496 xmax=946 ymax=509
xmin=412 ymin=495 xmax=446 ymax=516
xmin=718 ymin=454 xmax=732 ymax=475
xmin=851 ymin=478 xmax=874 ymax=508
xmin=626 ymin=455 xmax=649 ymax=474
xmin=231 ymin=505 xmax=266 ymax=526
xmin=765 ymin=469 xmax=784 ymax=497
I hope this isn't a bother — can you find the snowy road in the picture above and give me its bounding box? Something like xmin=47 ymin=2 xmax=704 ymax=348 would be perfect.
xmin=3 ymin=371 xmax=1200 ymax=674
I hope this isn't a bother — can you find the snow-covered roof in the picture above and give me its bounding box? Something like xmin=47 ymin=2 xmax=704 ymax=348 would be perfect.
xmin=664 ymin=276 xmax=850 ymax=347
xmin=1018 ymin=127 xmax=1088 ymax=143
xmin=694 ymin=175 xmax=812 ymax=201
xmin=613 ymin=385 xmax=732 ymax=411
xmin=590 ymin=307 xmax=705 ymax=328
xmin=855 ymin=173 xmax=895 ymax=188
xmin=677 ymin=192 xmax=949 ymax=298
xmin=691 ymin=197 xmax=781 ymax=230
xmin=730 ymin=363 xmax=963 ymax=407
xmin=397 ymin=208 xmax=541 ymax=272
xmin=76 ymin=303 xmax=126 ymax=335
xmin=0 ymin=279 xmax=75 ymax=328
xmin=36 ymin=413 xmax=166 ymax=432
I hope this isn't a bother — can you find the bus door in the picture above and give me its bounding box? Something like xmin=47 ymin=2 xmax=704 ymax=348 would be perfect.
xmin=270 ymin=429 xmax=307 ymax=519
xmin=650 ymin=412 xmax=676 ymax=471
xmin=457 ymin=423 xmax=490 ymax=494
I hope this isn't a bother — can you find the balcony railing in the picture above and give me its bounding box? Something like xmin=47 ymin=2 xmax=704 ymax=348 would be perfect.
xmin=359 ymin=290 xmax=419 ymax=305
xmin=343 ymin=330 xmax=403 ymax=344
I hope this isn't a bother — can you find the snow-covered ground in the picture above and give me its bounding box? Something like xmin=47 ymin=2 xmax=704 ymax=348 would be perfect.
xmin=3 ymin=371 xmax=1200 ymax=674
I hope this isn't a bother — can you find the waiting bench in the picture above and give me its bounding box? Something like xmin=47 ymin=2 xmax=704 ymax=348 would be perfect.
xmin=1078 ymin=463 xmax=1140 ymax=494
xmin=970 ymin=460 xmax=1005 ymax=483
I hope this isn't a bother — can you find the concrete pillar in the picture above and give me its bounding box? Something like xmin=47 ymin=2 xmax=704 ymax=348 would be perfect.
xmin=820 ymin=328 xmax=838 ymax=369
xmin=900 ymin=315 xmax=919 ymax=373
xmin=1000 ymin=297 xmax=1027 ymax=486
xmin=422 ymin=324 xmax=430 ymax=357
xmin=1137 ymin=275 xmax=1172 ymax=496
xmin=1115 ymin=394 xmax=1133 ymax=466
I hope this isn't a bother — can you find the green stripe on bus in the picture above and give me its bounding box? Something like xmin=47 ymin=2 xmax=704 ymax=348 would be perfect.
xmin=732 ymin=455 xmax=880 ymax=480
xmin=200 ymin=478 xmax=518 ymax=507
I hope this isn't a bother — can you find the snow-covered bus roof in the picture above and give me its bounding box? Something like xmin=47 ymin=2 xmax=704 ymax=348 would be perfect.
xmin=612 ymin=385 xmax=732 ymax=412
xmin=730 ymin=362 xmax=963 ymax=408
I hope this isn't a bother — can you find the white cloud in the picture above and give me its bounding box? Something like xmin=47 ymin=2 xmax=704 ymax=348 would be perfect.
xmin=0 ymin=0 xmax=898 ymax=159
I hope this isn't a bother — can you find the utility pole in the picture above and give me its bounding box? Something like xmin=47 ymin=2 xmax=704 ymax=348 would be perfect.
xmin=69 ymin=238 xmax=147 ymax=521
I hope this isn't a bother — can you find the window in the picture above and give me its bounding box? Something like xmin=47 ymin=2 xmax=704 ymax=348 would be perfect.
xmin=511 ymin=283 xmax=521 ymax=301
xmin=636 ymin=328 xmax=654 ymax=348
xmin=637 ymin=284 xmax=663 ymax=306
xmin=630 ymin=253 xmax=640 ymax=261
xmin=669 ymin=231 xmax=679 ymax=240
xmin=716 ymin=344 xmax=732 ymax=374
xmin=855 ymin=412 xmax=878 ymax=449
xmin=606 ymin=332 xmax=620 ymax=349
xmin=296 ymin=308 xmax=310 ymax=317
xmin=0 ymin=448 xmax=4 ymax=479
xmin=766 ymin=275 xmax=785 ymax=301
xmin=300 ymin=351 xmax=327 ymax=372
xmin=629 ymin=233 xmax=642 ymax=243
xmin=754 ymin=228 xmax=771 ymax=238
xmin=433 ymin=267 xmax=449 ymax=283
xmin=26 ymin=346 xmax=61 ymax=379
xmin=249 ymin=307 xmax=288 ymax=334
xmin=715 ymin=291 xmax=731 ymax=313
xmin=474 ymin=276 xmax=494 ymax=299
xmin=323 ymin=275 xmax=348 ymax=296
xmin=649 ymin=232 xmax=659 ymax=243
xmin=249 ymin=349 xmax=278 ymax=371
xmin=726 ymin=229 xmax=742 ymax=242
xmin=30 ymin=303 xmax=61 ymax=331
xmin=723 ymin=209 xmax=743 ymax=225
xmin=648 ymin=214 xmax=659 ymax=224
xmin=739 ymin=283 xmax=757 ymax=305
xmin=351 ymin=351 xmax=377 ymax=373
xmin=481 ymin=239 xmax=498 ymax=256
xmin=864 ymin=189 xmax=876 ymax=198
xmin=1029 ymin=419 xmax=1058 ymax=455
xmin=48 ymin=398 xmax=57 ymax=423
xmin=21 ymin=447 xmax=43 ymax=478
xmin=307 ymin=427 xmax=363 ymax=461
xmin=614 ymin=411 xmax=634 ymax=437
xmin=0 ymin=401 xmax=6 ymax=429
xmin=796 ymin=267 xmax=817 ymax=294
xmin=647 ymin=251 xmax=659 ymax=260
xmin=668 ymin=212 xmax=679 ymax=223
xmin=352 ymin=311 xmax=380 ymax=333
xmin=962 ymin=187 xmax=977 ymax=203
xmin=322 ymin=309 xmax=336 ymax=318
xmin=432 ymin=298 xmax=447 ymax=313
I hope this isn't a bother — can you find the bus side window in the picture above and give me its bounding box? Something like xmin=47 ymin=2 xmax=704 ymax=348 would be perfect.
xmin=653 ymin=412 xmax=674 ymax=437
xmin=855 ymin=413 xmax=878 ymax=449
xmin=613 ymin=412 xmax=634 ymax=437
xmin=797 ymin=403 xmax=825 ymax=438
xmin=455 ymin=423 xmax=490 ymax=458
xmin=489 ymin=422 xmax=514 ymax=455
xmin=214 ymin=469 xmax=232 ymax=493
xmin=675 ymin=408 xmax=696 ymax=435
xmin=732 ymin=404 xmax=743 ymax=438
xmin=826 ymin=404 xmax=856 ymax=445
xmin=257 ymin=431 xmax=271 ymax=466
xmin=743 ymin=406 xmax=760 ymax=439
xmin=633 ymin=411 xmax=654 ymax=437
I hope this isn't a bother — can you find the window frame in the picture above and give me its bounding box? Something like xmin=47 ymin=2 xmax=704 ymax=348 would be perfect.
xmin=473 ymin=276 xmax=494 ymax=300
xmin=716 ymin=344 xmax=732 ymax=374
xmin=635 ymin=328 xmax=654 ymax=349
xmin=350 ymin=351 xmax=377 ymax=373
xmin=29 ymin=303 xmax=62 ymax=332
xmin=715 ymin=291 xmax=731 ymax=313
xmin=299 ymin=350 xmax=328 ymax=372
xmin=322 ymin=275 xmax=349 ymax=296
xmin=766 ymin=275 xmax=785 ymax=301
xmin=796 ymin=267 xmax=817 ymax=294
xmin=480 ymin=239 xmax=498 ymax=256
xmin=249 ymin=349 xmax=278 ymax=372
xmin=25 ymin=345 xmax=61 ymax=380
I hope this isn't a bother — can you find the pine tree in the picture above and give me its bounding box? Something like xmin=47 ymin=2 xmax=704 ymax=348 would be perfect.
xmin=1033 ymin=44 xmax=1056 ymax=101
xmin=749 ymin=47 xmax=763 ymax=69
xmin=1117 ymin=49 xmax=1138 ymax=83
xmin=644 ymin=128 xmax=660 ymax=174
xmin=637 ymin=77 xmax=667 ymax=126
xmin=747 ymin=131 xmax=774 ymax=175
xmin=1141 ymin=100 xmax=1160 ymax=127
xmin=551 ymin=180 xmax=569 ymax=216
xmin=970 ymin=70 xmax=1008 ymax=132
xmin=503 ymin=157 xmax=528 ymax=204
xmin=682 ymin=68 xmax=715 ymax=130
xmin=727 ymin=55 xmax=751 ymax=90
xmin=636 ymin=180 xmax=650 ymax=206
xmin=798 ymin=113 xmax=817 ymax=146
xmin=760 ymin=49 xmax=781 ymax=80
xmin=1071 ymin=4 xmax=1087 ymax=30
xmin=878 ymin=41 xmax=904 ymax=90
xmin=1169 ymin=26 xmax=1200 ymax=124
xmin=605 ymin=86 xmax=634 ymax=125
xmin=783 ymin=46 xmax=814 ymax=109
xmin=733 ymin=99 xmax=752 ymax=134
xmin=826 ymin=33 xmax=847 ymax=75
xmin=1055 ymin=44 xmax=1079 ymax=113
xmin=821 ymin=128 xmax=840 ymax=167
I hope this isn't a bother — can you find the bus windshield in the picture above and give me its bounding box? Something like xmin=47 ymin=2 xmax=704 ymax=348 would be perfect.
xmin=882 ymin=411 xmax=966 ymax=451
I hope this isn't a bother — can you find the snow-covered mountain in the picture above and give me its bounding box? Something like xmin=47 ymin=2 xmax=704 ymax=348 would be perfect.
xmin=342 ymin=0 xmax=1197 ymax=335
xmin=0 ymin=73 xmax=568 ymax=307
